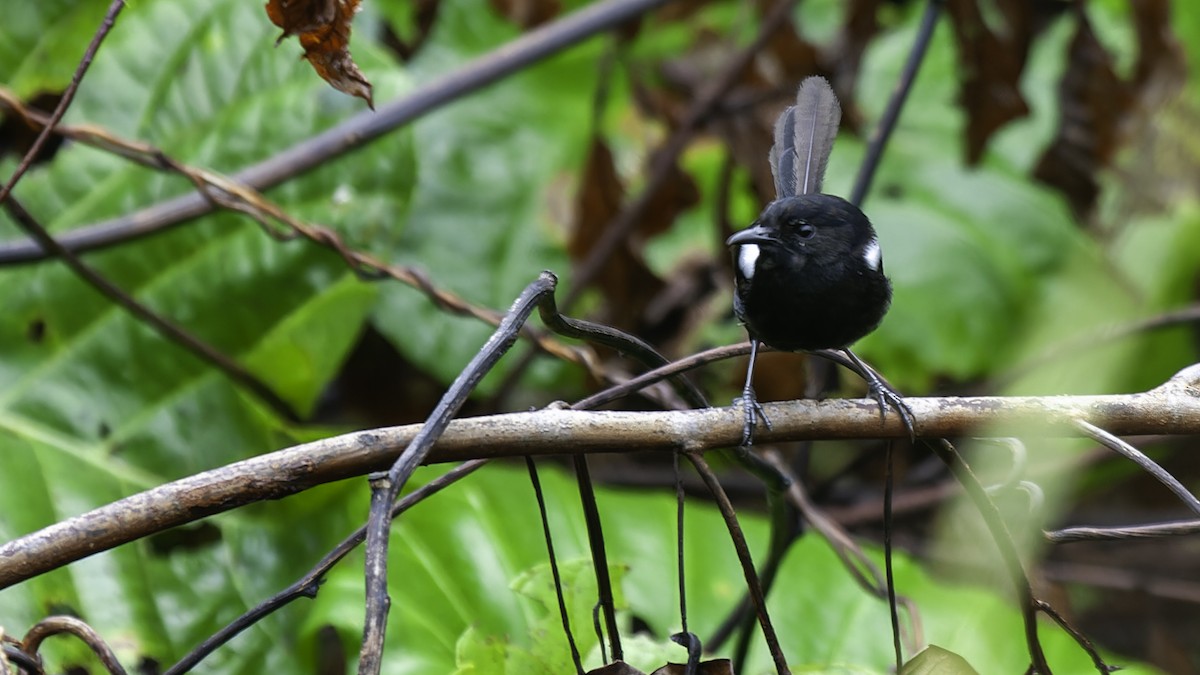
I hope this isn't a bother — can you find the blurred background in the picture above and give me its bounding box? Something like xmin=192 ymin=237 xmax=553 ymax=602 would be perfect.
xmin=2 ymin=0 xmax=1200 ymax=673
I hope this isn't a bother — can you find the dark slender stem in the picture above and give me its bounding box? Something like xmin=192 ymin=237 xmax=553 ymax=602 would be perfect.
xmin=674 ymin=450 xmax=689 ymax=636
xmin=849 ymin=0 xmax=944 ymax=206
xmin=883 ymin=441 xmax=903 ymax=671
xmin=927 ymin=439 xmax=1050 ymax=674
xmin=730 ymin=486 xmax=796 ymax=672
xmin=572 ymin=454 xmax=623 ymax=661
xmin=592 ymin=603 xmax=608 ymax=664
xmin=3 ymin=642 xmax=43 ymax=674
xmin=1035 ymin=600 xmax=1112 ymax=675
xmin=526 ymin=457 xmax=585 ymax=675
xmin=538 ymin=289 xmax=709 ymax=409
xmin=573 ymin=343 xmax=755 ymax=410
xmin=22 ymin=616 xmax=128 ymax=675
xmin=0 ymin=1 xmax=125 ymax=208
xmin=0 ymin=0 xmax=672 ymax=264
xmin=1074 ymin=419 xmax=1200 ymax=515
xmin=685 ymin=450 xmax=790 ymax=675
xmin=359 ymin=474 xmax=395 ymax=675
xmin=3 ymin=197 xmax=299 ymax=421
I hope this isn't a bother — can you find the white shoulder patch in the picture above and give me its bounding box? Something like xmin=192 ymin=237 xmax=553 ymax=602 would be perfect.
xmin=863 ymin=238 xmax=882 ymax=271
xmin=737 ymin=244 xmax=760 ymax=280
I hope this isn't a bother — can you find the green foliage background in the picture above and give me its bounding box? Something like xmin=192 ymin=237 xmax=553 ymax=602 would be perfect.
xmin=2 ymin=0 xmax=1198 ymax=673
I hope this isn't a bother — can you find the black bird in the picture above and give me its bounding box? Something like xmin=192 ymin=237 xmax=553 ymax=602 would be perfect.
xmin=727 ymin=76 xmax=907 ymax=444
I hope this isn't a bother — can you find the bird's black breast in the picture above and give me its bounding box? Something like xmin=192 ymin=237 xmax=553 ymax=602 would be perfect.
xmin=730 ymin=194 xmax=892 ymax=351
xmin=733 ymin=259 xmax=891 ymax=351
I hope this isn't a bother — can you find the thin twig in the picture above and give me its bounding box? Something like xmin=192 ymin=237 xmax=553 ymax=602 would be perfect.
xmin=570 ymin=453 xmax=623 ymax=661
xmin=525 ymin=457 xmax=585 ymax=675
xmin=685 ymin=449 xmax=790 ymax=675
xmin=849 ymin=0 xmax=944 ymax=206
xmin=22 ymin=617 xmax=127 ymax=675
xmin=1046 ymin=519 xmax=1200 ymax=543
xmin=758 ymin=450 xmax=922 ymax=655
xmin=2 ymin=640 xmax=42 ymax=675
xmin=0 ymin=1 xmax=125 ymax=208
xmin=539 ymin=282 xmax=715 ymax=661
xmin=1073 ymin=419 xmax=1200 ymax=515
xmin=883 ymin=441 xmax=904 ymax=671
xmin=1035 ymin=600 xmax=1113 ymax=675
xmin=359 ymin=273 xmax=559 ymax=673
xmin=3 ymin=197 xmax=299 ymax=421
xmin=0 ymin=93 xmax=603 ymax=380
xmin=926 ymin=439 xmax=1050 ymax=674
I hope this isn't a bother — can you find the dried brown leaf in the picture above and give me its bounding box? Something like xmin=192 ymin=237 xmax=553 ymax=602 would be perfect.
xmin=1034 ymin=4 xmax=1184 ymax=218
xmin=265 ymin=0 xmax=374 ymax=108
xmin=569 ymin=137 xmax=667 ymax=333
xmin=945 ymin=0 xmax=1034 ymax=164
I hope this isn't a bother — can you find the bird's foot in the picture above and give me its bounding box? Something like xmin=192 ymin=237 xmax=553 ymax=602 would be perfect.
xmin=736 ymin=388 xmax=773 ymax=448
xmin=843 ymin=349 xmax=915 ymax=440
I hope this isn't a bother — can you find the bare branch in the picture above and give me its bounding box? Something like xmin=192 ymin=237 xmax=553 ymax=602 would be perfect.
xmin=2 ymin=363 xmax=1200 ymax=589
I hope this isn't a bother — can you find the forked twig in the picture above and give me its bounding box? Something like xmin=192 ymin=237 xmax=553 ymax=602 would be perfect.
xmin=0 ymin=91 xmax=603 ymax=382
xmin=359 ymin=272 xmax=560 ymax=673
xmin=0 ymin=1 xmax=125 ymax=208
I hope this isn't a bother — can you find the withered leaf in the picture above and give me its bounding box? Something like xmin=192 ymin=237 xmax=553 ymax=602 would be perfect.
xmin=945 ymin=0 xmax=1034 ymax=164
xmin=1034 ymin=3 xmax=1184 ymax=218
xmin=1033 ymin=13 xmax=1128 ymax=218
xmin=569 ymin=136 xmax=700 ymax=342
xmin=265 ymin=0 xmax=374 ymax=108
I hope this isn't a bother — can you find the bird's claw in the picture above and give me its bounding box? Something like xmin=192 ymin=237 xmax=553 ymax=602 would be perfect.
xmin=841 ymin=349 xmax=915 ymax=440
xmin=737 ymin=388 xmax=772 ymax=448
xmin=866 ymin=375 xmax=915 ymax=440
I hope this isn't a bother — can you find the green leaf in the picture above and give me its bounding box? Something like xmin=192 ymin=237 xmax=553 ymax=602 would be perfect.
xmin=369 ymin=0 xmax=595 ymax=393
xmin=0 ymin=2 xmax=111 ymax=96
xmin=899 ymin=645 xmax=980 ymax=675
xmin=303 ymin=463 xmax=1161 ymax=674
xmin=0 ymin=0 xmax=411 ymax=670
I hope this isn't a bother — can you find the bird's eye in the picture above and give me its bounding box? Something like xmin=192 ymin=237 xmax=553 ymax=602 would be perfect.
xmin=797 ymin=223 xmax=817 ymax=239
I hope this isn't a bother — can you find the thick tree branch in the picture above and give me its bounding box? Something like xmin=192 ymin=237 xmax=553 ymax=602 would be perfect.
xmin=1 ymin=364 xmax=1199 ymax=589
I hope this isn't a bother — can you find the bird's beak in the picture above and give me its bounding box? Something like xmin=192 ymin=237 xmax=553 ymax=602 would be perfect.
xmin=726 ymin=224 xmax=777 ymax=248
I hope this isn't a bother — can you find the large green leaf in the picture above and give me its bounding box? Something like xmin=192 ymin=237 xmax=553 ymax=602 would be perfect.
xmin=0 ymin=0 xmax=411 ymax=670
xmin=302 ymin=463 xmax=1160 ymax=674
xmin=369 ymin=0 xmax=595 ymax=393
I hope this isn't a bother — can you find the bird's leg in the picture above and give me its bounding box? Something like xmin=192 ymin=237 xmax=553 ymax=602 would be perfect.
xmin=842 ymin=348 xmax=915 ymax=440
xmin=739 ymin=339 xmax=772 ymax=447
